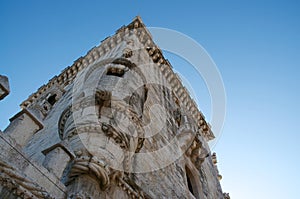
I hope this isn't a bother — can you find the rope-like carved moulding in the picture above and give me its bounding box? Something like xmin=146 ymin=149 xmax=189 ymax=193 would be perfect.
xmin=67 ymin=156 xmax=110 ymax=190
xmin=116 ymin=177 xmax=146 ymax=199
xmin=101 ymin=122 xmax=144 ymax=153
xmin=67 ymin=157 xmax=147 ymax=199
xmin=0 ymin=160 xmax=55 ymax=199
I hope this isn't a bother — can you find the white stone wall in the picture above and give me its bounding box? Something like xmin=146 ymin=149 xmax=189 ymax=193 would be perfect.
xmin=0 ymin=18 xmax=225 ymax=199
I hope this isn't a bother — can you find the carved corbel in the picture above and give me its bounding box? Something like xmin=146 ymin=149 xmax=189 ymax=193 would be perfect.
xmin=185 ymin=138 xmax=209 ymax=170
xmin=67 ymin=156 xmax=110 ymax=190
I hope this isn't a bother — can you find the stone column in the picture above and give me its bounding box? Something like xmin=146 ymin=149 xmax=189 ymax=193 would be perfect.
xmin=59 ymin=96 xmax=113 ymax=198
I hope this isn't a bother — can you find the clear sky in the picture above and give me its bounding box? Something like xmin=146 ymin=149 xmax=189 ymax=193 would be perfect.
xmin=0 ymin=1 xmax=299 ymax=198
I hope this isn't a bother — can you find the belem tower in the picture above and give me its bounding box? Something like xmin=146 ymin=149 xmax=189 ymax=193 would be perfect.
xmin=0 ymin=17 xmax=229 ymax=199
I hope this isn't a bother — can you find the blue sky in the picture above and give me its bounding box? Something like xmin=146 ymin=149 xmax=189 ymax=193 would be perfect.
xmin=0 ymin=1 xmax=299 ymax=198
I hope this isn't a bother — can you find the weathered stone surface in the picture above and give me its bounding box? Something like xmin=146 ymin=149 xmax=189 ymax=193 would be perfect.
xmin=0 ymin=134 xmax=66 ymax=198
xmin=4 ymin=109 xmax=43 ymax=147
xmin=0 ymin=17 xmax=226 ymax=199
xmin=42 ymin=143 xmax=74 ymax=179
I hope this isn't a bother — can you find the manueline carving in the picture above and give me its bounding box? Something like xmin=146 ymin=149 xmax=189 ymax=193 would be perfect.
xmin=67 ymin=156 xmax=110 ymax=190
xmin=0 ymin=160 xmax=55 ymax=199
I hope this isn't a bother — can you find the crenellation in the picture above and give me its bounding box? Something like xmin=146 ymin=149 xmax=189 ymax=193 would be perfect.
xmin=167 ymin=74 xmax=175 ymax=84
xmin=159 ymin=64 xmax=168 ymax=74
xmin=82 ymin=58 xmax=88 ymax=68
xmin=92 ymin=49 xmax=100 ymax=60
xmin=211 ymin=152 xmax=222 ymax=181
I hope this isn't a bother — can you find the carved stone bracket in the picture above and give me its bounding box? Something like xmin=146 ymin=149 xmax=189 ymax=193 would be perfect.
xmin=68 ymin=156 xmax=110 ymax=190
xmin=185 ymin=138 xmax=209 ymax=170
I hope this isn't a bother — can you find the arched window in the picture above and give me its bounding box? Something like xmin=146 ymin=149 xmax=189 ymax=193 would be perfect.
xmin=42 ymin=93 xmax=58 ymax=112
xmin=47 ymin=94 xmax=57 ymax=106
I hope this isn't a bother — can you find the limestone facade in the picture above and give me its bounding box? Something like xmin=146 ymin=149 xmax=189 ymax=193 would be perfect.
xmin=0 ymin=17 xmax=228 ymax=199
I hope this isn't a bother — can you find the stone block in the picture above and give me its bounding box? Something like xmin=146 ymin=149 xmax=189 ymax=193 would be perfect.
xmin=4 ymin=109 xmax=43 ymax=147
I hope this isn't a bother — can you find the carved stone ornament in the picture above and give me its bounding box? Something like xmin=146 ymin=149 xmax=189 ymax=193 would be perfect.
xmin=68 ymin=156 xmax=110 ymax=190
xmin=0 ymin=160 xmax=55 ymax=199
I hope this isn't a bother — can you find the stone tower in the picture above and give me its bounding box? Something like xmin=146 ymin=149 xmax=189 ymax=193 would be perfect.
xmin=0 ymin=17 xmax=227 ymax=199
